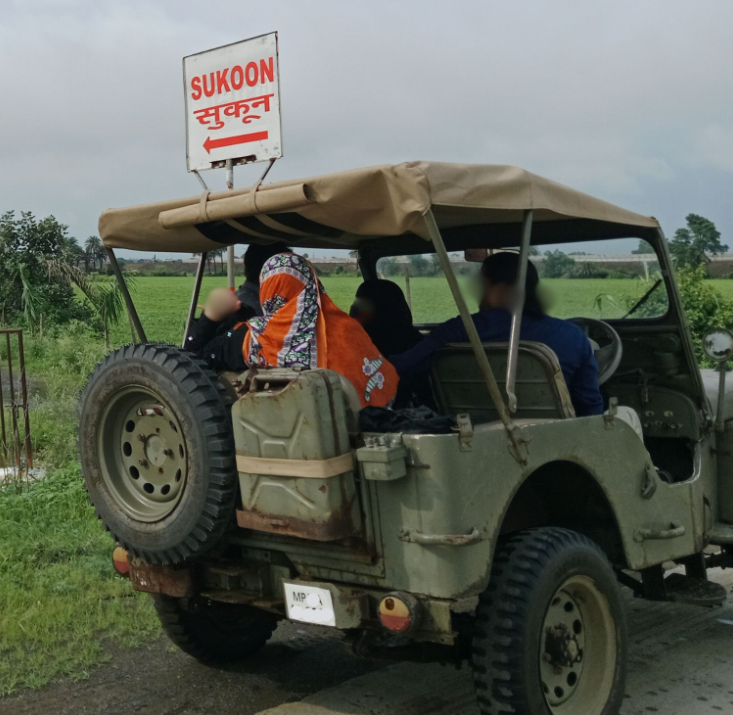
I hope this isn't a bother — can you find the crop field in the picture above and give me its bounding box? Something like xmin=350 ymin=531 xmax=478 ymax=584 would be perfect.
xmin=104 ymin=273 xmax=733 ymax=347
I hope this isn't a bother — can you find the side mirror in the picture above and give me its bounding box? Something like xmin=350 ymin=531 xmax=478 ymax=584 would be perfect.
xmin=703 ymin=327 xmax=733 ymax=363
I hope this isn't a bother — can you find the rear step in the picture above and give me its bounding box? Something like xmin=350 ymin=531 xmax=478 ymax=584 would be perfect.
xmin=616 ymin=567 xmax=728 ymax=607
xmin=664 ymin=573 xmax=727 ymax=608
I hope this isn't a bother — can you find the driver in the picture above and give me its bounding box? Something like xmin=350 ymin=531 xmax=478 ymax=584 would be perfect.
xmin=389 ymin=252 xmax=604 ymax=416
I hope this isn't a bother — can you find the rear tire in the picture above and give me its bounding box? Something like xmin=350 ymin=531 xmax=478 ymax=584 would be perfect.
xmin=472 ymin=528 xmax=627 ymax=715
xmin=79 ymin=344 xmax=238 ymax=564
xmin=153 ymin=595 xmax=278 ymax=664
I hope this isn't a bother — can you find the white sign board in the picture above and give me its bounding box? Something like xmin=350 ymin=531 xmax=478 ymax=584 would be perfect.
xmin=183 ymin=32 xmax=282 ymax=172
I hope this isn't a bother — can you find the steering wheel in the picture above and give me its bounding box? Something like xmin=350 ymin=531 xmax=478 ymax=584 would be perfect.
xmin=568 ymin=317 xmax=623 ymax=385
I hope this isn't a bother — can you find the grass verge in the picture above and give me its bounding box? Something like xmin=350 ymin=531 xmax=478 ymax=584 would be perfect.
xmin=0 ymin=323 xmax=160 ymax=697
xmin=0 ymin=465 xmax=160 ymax=695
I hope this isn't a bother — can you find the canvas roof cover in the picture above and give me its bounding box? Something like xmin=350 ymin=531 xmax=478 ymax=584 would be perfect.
xmin=99 ymin=161 xmax=660 ymax=253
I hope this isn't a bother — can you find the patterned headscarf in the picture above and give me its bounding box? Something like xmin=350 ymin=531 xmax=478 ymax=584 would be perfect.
xmin=246 ymin=253 xmax=322 ymax=368
xmin=244 ymin=253 xmax=398 ymax=408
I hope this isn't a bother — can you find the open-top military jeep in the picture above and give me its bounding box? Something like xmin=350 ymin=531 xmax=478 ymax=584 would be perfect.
xmin=82 ymin=162 xmax=733 ymax=715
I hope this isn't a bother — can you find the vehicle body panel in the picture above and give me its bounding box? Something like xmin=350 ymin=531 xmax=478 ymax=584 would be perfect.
xmin=232 ymin=412 xmax=702 ymax=601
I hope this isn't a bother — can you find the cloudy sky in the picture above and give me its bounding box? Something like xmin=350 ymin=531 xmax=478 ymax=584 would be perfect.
xmin=1 ymin=0 xmax=732 ymax=258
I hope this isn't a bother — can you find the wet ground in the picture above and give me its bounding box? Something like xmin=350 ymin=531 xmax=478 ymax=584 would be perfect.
xmin=4 ymin=569 xmax=733 ymax=715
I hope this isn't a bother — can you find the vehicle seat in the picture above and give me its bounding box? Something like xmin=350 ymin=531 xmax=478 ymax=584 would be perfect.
xmin=431 ymin=342 xmax=576 ymax=423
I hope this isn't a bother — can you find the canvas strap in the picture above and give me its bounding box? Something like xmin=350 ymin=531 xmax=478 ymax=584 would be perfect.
xmin=236 ymin=452 xmax=354 ymax=479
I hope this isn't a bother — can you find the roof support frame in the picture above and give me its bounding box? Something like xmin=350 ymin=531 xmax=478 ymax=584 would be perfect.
xmin=506 ymin=209 xmax=534 ymax=412
xmin=106 ymin=248 xmax=147 ymax=344
xmin=423 ymin=210 xmax=527 ymax=464
xmin=182 ymin=252 xmax=209 ymax=349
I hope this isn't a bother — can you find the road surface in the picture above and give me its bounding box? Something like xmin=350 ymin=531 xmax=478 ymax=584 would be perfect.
xmin=4 ymin=569 xmax=733 ymax=715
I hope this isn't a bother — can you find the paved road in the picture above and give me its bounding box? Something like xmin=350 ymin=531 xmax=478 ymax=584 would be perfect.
xmin=4 ymin=569 xmax=733 ymax=715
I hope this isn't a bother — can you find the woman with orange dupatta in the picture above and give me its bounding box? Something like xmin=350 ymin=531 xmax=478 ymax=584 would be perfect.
xmin=243 ymin=253 xmax=399 ymax=409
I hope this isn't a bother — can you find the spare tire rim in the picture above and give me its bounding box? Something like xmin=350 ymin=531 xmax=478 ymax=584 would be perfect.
xmin=539 ymin=575 xmax=617 ymax=713
xmin=98 ymin=385 xmax=189 ymax=522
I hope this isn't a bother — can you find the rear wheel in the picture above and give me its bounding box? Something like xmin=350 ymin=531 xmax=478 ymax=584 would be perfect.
xmin=472 ymin=528 xmax=627 ymax=715
xmin=153 ymin=595 xmax=278 ymax=664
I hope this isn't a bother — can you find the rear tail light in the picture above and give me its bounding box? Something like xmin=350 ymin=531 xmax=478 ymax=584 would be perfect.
xmin=112 ymin=546 xmax=130 ymax=577
xmin=378 ymin=592 xmax=422 ymax=635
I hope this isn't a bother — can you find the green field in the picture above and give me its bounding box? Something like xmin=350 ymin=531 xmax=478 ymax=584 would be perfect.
xmin=106 ymin=274 xmax=733 ymax=347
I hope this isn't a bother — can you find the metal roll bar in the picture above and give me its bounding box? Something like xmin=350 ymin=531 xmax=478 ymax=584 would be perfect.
xmin=106 ymin=248 xmax=147 ymax=344
xmin=423 ymin=210 xmax=527 ymax=464
xmin=506 ymin=209 xmax=534 ymax=413
xmin=182 ymin=253 xmax=208 ymax=348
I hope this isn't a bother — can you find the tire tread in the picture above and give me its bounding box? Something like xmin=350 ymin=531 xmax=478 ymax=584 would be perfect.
xmin=79 ymin=343 xmax=238 ymax=565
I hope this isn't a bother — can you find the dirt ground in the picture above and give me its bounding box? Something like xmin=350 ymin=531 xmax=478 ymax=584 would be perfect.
xmin=3 ymin=568 xmax=733 ymax=715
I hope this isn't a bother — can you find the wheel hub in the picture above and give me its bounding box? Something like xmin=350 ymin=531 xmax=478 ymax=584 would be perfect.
xmin=99 ymin=387 xmax=189 ymax=522
xmin=541 ymin=588 xmax=585 ymax=707
xmin=544 ymin=624 xmax=582 ymax=668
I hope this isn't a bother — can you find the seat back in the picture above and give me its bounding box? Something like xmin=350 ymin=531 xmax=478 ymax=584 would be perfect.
xmin=431 ymin=342 xmax=576 ymax=422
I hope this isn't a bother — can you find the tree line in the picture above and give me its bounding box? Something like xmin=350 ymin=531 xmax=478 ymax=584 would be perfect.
xmin=542 ymin=214 xmax=726 ymax=279
xmin=0 ymin=211 xmax=130 ymax=345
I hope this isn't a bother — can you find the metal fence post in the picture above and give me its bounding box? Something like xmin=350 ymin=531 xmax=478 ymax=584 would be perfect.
xmin=0 ymin=329 xmax=32 ymax=483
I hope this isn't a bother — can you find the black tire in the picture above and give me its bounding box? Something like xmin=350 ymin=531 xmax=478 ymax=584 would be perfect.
xmin=79 ymin=344 xmax=237 ymax=564
xmin=153 ymin=595 xmax=278 ymax=664
xmin=472 ymin=528 xmax=627 ymax=715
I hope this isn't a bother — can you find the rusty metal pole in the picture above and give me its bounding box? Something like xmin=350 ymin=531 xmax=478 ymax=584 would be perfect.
xmin=226 ymin=159 xmax=236 ymax=289
xmin=0 ymin=340 xmax=6 ymax=465
xmin=5 ymin=332 xmax=21 ymax=469
xmin=17 ymin=330 xmax=32 ymax=469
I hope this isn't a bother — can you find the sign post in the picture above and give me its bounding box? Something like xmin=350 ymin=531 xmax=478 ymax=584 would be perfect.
xmin=225 ymin=159 xmax=235 ymax=287
xmin=183 ymin=32 xmax=282 ymax=287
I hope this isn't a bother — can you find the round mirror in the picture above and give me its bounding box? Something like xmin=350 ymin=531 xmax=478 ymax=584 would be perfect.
xmin=703 ymin=327 xmax=733 ymax=363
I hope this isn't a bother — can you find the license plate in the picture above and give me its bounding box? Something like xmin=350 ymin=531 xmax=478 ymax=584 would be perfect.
xmin=283 ymin=581 xmax=336 ymax=627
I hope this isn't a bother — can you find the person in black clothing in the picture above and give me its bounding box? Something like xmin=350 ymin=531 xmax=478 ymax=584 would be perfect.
xmin=350 ymin=279 xmax=423 ymax=356
xmin=185 ymin=242 xmax=290 ymax=372
xmin=350 ymin=279 xmax=432 ymax=408
xmin=184 ymin=288 xmax=250 ymax=372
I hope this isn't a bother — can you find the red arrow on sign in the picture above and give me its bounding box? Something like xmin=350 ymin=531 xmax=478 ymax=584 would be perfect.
xmin=203 ymin=131 xmax=269 ymax=154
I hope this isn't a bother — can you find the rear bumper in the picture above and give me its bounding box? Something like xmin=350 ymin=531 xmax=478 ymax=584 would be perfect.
xmin=125 ymin=556 xmax=458 ymax=645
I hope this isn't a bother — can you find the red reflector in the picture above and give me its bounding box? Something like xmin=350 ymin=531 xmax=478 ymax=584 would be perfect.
xmin=378 ymin=592 xmax=421 ymax=635
xmin=112 ymin=546 xmax=130 ymax=577
xmin=380 ymin=613 xmax=412 ymax=633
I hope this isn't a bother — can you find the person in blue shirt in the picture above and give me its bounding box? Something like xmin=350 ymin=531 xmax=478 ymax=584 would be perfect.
xmin=389 ymin=252 xmax=604 ymax=417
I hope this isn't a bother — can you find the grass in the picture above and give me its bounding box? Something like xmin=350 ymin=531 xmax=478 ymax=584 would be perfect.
xmin=0 ymin=468 xmax=159 ymax=694
xmin=0 ymin=324 xmax=159 ymax=696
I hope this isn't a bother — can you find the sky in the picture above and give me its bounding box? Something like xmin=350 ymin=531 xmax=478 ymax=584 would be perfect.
xmin=1 ymin=0 xmax=732 ymax=259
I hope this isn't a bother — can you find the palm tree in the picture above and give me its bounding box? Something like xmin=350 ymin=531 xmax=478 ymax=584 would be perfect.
xmin=59 ymin=236 xmax=85 ymax=269
xmin=46 ymin=262 xmax=134 ymax=345
xmin=96 ymin=282 xmax=125 ymax=346
xmin=96 ymin=245 xmax=108 ymax=271
xmin=13 ymin=264 xmax=43 ymax=324
xmin=85 ymin=236 xmax=103 ymax=272
xmin=209 ymin=248 xmax=225 ymax=275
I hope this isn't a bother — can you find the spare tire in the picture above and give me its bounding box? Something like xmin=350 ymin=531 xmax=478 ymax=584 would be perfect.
xmin=79 ymin=343 xmax=238 ymax=564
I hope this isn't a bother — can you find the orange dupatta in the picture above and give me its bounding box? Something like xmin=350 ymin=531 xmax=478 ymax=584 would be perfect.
xmin=243 ymin=253 xmax=398 ymax=408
